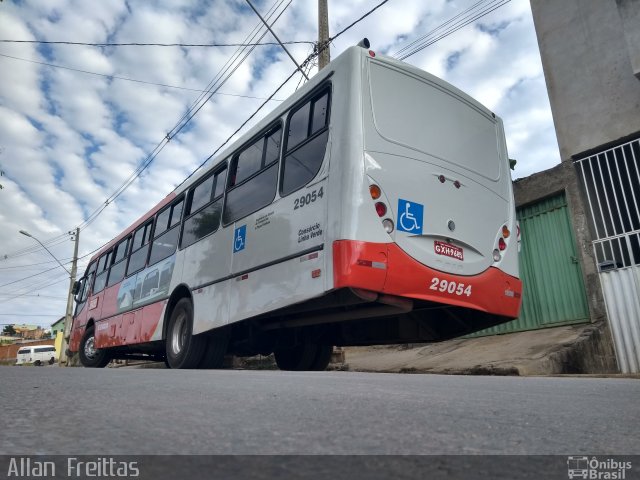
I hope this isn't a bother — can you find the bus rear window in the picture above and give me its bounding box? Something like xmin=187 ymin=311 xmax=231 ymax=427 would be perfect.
xmin=368 ymin=61 xmax=500 ymax=182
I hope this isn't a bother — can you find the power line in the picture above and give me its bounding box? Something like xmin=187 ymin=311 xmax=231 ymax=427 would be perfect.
xmin=167 ymin=0 xmax=291 ymax=140
xmin=330 ymin=0 xmax=392 ymax=43
xmin=5 ymin=0 xmax=390 ymax=265
xmin=0 ymin=263 xmax=67 ymax=290
xmin=394 ymin=0 xmax=511 ymax=61
xmin=0 ymin=294 xmax=63 ymax=299
xmin=1 ymin=233 xmax=72 ymax=262
xmin=0 ymin=39 xmax=314 ymax=47
xmin=0 ymin=53 xmax=285 ymax=100
xmin=0 ymin=258 xmax=73 ymax=270
xmin=77 ymin=0 xmax=292 ymax=233
xmin=177 ymin=65 xmax=301 ymax=189
xmin=1 ymin=1 xmax=293 ymax=257
xmin=1 ymin=274 xmax=70 ymax=302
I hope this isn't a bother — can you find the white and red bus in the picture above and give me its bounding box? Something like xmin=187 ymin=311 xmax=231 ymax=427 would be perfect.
xmin=69 ymin=43 xmax=522 ymax=370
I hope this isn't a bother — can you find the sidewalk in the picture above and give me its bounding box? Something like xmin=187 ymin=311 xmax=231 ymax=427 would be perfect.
xmin=343 ymin=323 xmax=621 ymax=376
xmin=112 ymin=323 xmax=627 ymax=376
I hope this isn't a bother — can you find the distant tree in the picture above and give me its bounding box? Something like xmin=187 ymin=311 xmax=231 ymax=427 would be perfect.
xmin=2 ymin=325 xmax=16 ymax=335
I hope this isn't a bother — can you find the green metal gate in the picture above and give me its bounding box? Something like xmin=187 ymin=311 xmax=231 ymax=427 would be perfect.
xmin=469 ymin=193 xmax=590 ymax=336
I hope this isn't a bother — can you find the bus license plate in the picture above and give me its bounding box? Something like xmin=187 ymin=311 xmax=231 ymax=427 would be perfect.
xmin=434 ymin=241 xmax=463 ymax=261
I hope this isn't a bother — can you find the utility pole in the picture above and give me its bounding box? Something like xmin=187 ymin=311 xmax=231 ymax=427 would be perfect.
xmin=318 ymin=0 xmax=330 ymax=70
xmin=61 ymin=227 xmax=80 ymax=366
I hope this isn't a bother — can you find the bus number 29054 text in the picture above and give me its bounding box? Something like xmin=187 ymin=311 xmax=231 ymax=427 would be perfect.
xmin=430 ymin=278 xmax=472 ymax=297
xmin=294 ymin=187 xmax=324 ymax=210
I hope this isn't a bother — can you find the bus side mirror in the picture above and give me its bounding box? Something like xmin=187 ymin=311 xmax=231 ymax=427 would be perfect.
xmin=72 ymin=280 xmax=82 ymax=295
xmin=509 ymin=158 xmax=517 ymax=170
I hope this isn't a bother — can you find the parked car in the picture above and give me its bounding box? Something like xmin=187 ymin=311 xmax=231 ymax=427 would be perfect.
xmin=15 ymin=345 xmax=57 ymax=366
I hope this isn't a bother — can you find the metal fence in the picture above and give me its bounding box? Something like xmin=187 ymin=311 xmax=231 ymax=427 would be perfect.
xmin=575 ymin=136 xmax=640 ymax=372
xmin=575 ymin=137 xmax=640 ymax=268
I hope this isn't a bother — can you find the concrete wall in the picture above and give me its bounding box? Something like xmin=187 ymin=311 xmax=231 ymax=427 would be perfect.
xmin=617 ymin=0 xmax=640 ymax=79
xmin=530 ymin=0 xmax=640 ymax=160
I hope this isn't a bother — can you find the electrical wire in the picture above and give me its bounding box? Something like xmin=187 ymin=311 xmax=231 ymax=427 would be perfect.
xmin=0 ymin=53 xmax=285 ymax=100
xmin=167 ymin=0 xmax=291 ymax=140
xmin=0 ymin=39 xmax=313 ymax=47
xmin=176 ymin=66 xmax=301 ymax=189
xmin=0 ymin=263 xmax=68 ymax=290
xmin=77 ymin=0 xmax=292 ymax=233
xmin=1 ymin=0 xmax=292 ymax=259
xmin=394 ymin=0 xmax=511 ymax=60
xmin=5 ymin=0 xmax=391 ymax=268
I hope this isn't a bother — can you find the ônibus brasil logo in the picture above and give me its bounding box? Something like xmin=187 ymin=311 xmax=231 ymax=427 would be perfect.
xmin=567 ymin=456 xmax=632 ymax=479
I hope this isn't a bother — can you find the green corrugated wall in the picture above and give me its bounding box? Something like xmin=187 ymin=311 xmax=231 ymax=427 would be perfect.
xmin=468 ymin=193 xmax=590 ymax=337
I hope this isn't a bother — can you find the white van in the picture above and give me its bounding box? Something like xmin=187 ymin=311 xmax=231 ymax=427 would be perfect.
xmin=15 ymin=345 xmax=57 ymax=366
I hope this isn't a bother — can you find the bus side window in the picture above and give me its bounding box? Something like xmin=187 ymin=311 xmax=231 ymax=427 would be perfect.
xmin=281 ymin=88 xmax=331 ymax=197
xmin=223 ymin=125 xmax=281 ymax=225
xmin=148 ymin=197 xmax=184 ymax=266
xmin=83 ymin=261 xmax=97 ymax=297
xmin=92 ymin=250 xmax=113 ymax=294
xmin=126 ymin=221 xmax=153 ymax=276
xmin=182 ymin=167 xmax=226 ymax=249
xmin=106 ymin=236 xmax=130 ymax=288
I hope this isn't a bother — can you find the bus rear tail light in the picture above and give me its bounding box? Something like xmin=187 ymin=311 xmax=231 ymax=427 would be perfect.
xmin=493 ymin=249 xmax=501 ymax=262
xmin=502 ymin=225 xmax=510 ymax=238
xmin=375 ymin=202 xmax=387 ymax=217
xmin=498 ymin=238 xmax=507 ymax=251
xmin=368 ymin=180 xmax=393 ymax=234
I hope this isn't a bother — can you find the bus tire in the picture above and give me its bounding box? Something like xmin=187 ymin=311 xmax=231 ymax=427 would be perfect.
xmin=309 ymin=345 xmax=333 ymax=371
xmin=48 ymin=357 xmax=55 ymax=365
xmin=165 ymin=298 xmax=206 ymax=369
xmin=33 ymin=360 xmax=41 ymax=367
xmin=274 ymin=343 xmax=318 ymax=371
xmin=79 ymin=325 xmax=111 ymax=368
xmin=198 ymin=327 xmax=230 ymax=369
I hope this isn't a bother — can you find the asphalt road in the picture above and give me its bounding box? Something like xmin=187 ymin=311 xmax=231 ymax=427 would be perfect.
xmin=1 ymin=367 xmax=638 ymax=478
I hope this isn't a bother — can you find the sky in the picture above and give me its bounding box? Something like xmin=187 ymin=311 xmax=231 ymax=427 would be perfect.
xmin=0 ymin=0 xmax=560 ymax=328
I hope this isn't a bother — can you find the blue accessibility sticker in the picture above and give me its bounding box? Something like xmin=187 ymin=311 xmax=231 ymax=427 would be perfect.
xmin=233 ymin=225 xmax=246 ymax=253
xmin=397 ymin=199 xmax=423 ymax=234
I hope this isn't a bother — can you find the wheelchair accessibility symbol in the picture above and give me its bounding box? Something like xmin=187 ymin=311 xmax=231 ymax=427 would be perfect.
xmin=233 ymin=225 xmax=246 ymax=253
xmin=397 ymin=199 xmax=423 ymax=234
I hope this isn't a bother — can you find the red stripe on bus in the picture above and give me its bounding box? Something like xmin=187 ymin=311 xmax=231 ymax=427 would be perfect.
xmin=333 ymin=240 xmax=522 ymax=319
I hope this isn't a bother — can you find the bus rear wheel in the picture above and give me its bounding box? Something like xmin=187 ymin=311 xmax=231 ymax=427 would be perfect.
xmin=274 ymin=343 xmax=318 ymax=371
xmin=165 ymin=298 xmax=206 ymax=369
xmin=309 ymin=345 xmax=333 ymax=371
xmin=79 ymin=325 xmax=111 ymax=368
xmin=198 ymin=327 xmax=230 ymax=369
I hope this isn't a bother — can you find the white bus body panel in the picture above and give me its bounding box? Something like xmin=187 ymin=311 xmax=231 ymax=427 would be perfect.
xmin=356 ymin=56 xmax=518 ymax=277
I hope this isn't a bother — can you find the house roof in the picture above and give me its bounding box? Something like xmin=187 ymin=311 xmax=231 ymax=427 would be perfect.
xmin=50 ymin=317 xmax=65 ymax=328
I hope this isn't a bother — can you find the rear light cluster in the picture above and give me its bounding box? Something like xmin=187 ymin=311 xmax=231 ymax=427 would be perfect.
xmin=369 ymin=184 xmax=394 ymax=233
xmin=493 ymin=225 xmax=511 ymax=262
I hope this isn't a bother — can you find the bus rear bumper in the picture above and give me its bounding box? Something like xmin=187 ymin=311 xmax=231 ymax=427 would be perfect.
xmin=333 ymin=240 xmax=522 ymax=319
